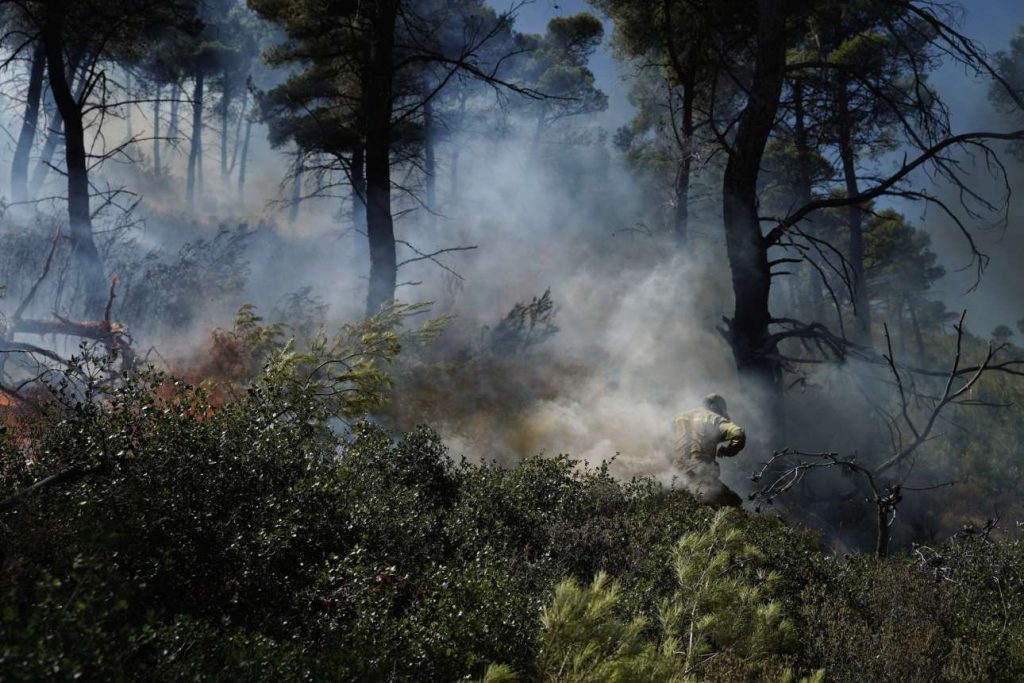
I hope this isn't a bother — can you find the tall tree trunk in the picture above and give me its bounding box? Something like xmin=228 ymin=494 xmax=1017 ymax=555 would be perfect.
xmin=792 ymin=81 xmax=813 ymax=206
xmin=906 ymin=295 xmax=927 ymax=362
xmin=229 ymin=86 xmax=248 ymax=174
xmin=42 ymin=18 xmax=106 ymax=318
xmin=11 ymin=42 xmax=46 ymax=204
xmin=792 ymin=79 xmax=822 ymax=321
xmin=721 ymin=0 xmax=788 ymax=430
xmin=237 ymin=115 xmax=254 ymax=197
xmin=673 ymin=74 xmax=695 ymax=248
xmin=124 ymin=69 xmax=133 ymax=141
xmin=448 ymin=93 xmax=467 ymax=213
xmin=153 ymin=84 xmax=162 ymax=175
xmin=186 ymin=71 xmax=204 ymax=212
xmin=837 ymin=79 xmax=870 ymax=344
xmin=661 ymin=0 xmax=696 ymax=249
xmin=31 ymin=47 xmax=84 ymax=194
xmin=423 ymin=94 xmax=437 ymax=229
xmin=351 ymin=145 xmax=366 ymax=230
xmin=221 ymin=72 xmax=230 ymax=180
xmin=168 ymin=80 xmax=180 ymax=157
xmin=876 ymin=500 xmax=891 ymax=558
xmin=364 ymin=1 xmax=399 ymax=316
xmin=289 ymin=156 xmax=304 ymax=223
xmin=31 ymin=86 xmax=58 ymax=191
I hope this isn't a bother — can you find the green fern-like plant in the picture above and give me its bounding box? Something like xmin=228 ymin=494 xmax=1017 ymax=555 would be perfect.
xmin=483 ymin=510 xmax=823 ymax=682
xmin=659 ymin=509 xmax=798 ymax=677
xmin=535 ymin=572 xmax=679 ymax=682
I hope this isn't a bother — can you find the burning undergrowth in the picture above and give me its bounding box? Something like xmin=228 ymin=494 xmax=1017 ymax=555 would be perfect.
xmin=384 ymin=248 xmax=763 ymax=489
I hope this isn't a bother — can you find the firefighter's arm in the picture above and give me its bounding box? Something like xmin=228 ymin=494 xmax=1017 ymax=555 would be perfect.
xmin=716 ymin=422 xmax=746 ymax=458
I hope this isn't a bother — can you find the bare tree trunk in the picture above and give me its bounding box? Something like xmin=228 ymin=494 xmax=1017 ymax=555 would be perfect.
xmin=791 ymin=79 xmax=821 ymax=321
xmin=721 ymin=0 xmax=787 ymax=433
xmin=351 ymin=145 xmax=366 ymax=230
xmin=364 ymin=1 xmax=399 ymax=316
xmin=31 ymin=47 xmax=84 ymax=194
xmin=167 ymin=80 xmax=180 ymax=157
xmin=837 ymin=79 xmax=870 ymax=344
xmin=876 ymin=501 xmax=891 ymax=558
xmin=448 ymin=93 xmax=467 ymax=214
xmin=220 ymin=72 xmax=230 ymax=180
xmin=906 ymin=295 xmax=927 ymax=362
xmin=124 ymin=69 xmax=133 ymax=141
xmin=12 ymin=42 xmax=46 ymax=204
xmin=289 ymin=156 xmax=304 ymax=223
xmin=229 ymin=85 xmax=248 ymax=174
xmin=423 ymin=94 xmax=437 ymax=228
xmin=31 ymin=86 xmax=58 ymax=191
xmin=153 ymin=84 xmax=162 ymax=175
xmin=42 ymin=17 xmax=106 ymax=318
xmin=792 ymin=81 xmax=813 ymax=207
xmin=186 ymin=71 xmax=204 ymax=212
xmin=237 ymin=116 xmax=254 ymax=197
xmin=673 ymin=75 xmax=695 ymax=248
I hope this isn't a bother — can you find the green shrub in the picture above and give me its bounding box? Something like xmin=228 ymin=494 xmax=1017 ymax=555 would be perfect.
xmin=3 ymin=349 xmax=1021 ymax=681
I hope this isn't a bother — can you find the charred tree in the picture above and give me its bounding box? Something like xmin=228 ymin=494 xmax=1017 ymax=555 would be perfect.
xmin=220 ymin=73 xmax=231 ymax=180
xmin=238 ymin=111 xmax=253 ymax=197
xmin=153 ymin=84 xmax=162 ymax=175
xmin=289 ymin=155 xmax=304 ymax=223
xmin=11 ymin=42 xmax=46 ymax=204
xmin=836 ymin=76 xmax=869 ymax=344
xmin=168 ymin=80 xmax=180 ymax=154
xmin=41 ymin=10 xmax=106 ymax=318
xmin=423 ymin=94 xmax=437 ymax=228
xmin=186 ymin=71 xmax=204 ymax=211
xmin=364 ymin=0 xmax=399 ymax=316
xmin=721 ymin=0 xmax=789 ymax=417
xmin=351 ymin=145 xmax=366 ymax=231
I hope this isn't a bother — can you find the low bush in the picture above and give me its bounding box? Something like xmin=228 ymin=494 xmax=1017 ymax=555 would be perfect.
xmin=1 ymin=360 xmax=1022 ymax=681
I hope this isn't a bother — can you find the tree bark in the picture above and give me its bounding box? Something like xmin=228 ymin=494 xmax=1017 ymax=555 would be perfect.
xmin=237 ymin=116 xmax=253 ymax=197
xmin=42 ymin=16 xmax=107 ymax=318
xmin=792 ymin=81 xmax=813 ymax=205
xmin=186 ymin=71 xmax=204 ymax=211
xmin=289 ymin=156 xmax=304 ymax=223
xmin=448 ymin=92 xmax=467 ymax=213
xmin=791 ymin=79 xmax=823 ymax=320
xmin=673 ymin=75 xmax=695 ymax=248
xmin=220 ymin=72 xmax=230 ymax=180
xmin=11 ymin=42 xmax=46 ymax=204
xmin=31 ymin=47 xmax=84 ymax=194
xmin=837 ymin=78 xmax=870 ymax=344
xmin=876 ymin=501 xmax=891 ymax=558
xmin=31 ymin=86 xmax=59 ymax=191
xmin=906 ymin=295 xmax=927 ymax=362
xmin=721 ymin=0 xmax=788 ymax=425
xmin=351 ymin=145 xmax=366 ymax=230
xmin=229 ymin=85 xmax=248 ymax=174
xmin=364 ymin=1 xmax=399 ymax=316
xmin=153 ymin=84 xmax=162 ymax=175
xmin=423 ymin=94 xmax=437 ymax=228
xmin=168 ymin=80 xmax=180 ymax=157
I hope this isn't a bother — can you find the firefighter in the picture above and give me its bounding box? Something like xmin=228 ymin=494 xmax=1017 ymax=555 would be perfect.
xmin=672 ymin=393 xmax=746 ymax=507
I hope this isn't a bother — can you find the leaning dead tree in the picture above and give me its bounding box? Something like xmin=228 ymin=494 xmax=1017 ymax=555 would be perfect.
xmin=0 ymin=230 xmax=134 ymax=406
xmin=749 ymin=311 xmax=1005 ymax=557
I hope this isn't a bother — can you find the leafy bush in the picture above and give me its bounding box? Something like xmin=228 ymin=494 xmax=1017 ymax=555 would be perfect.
xmin=2 ymin=350 xmax=1023 ymax=681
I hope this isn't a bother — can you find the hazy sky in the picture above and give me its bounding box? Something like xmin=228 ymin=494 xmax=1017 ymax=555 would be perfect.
xmin=495 ymin=0 xmax=1024 ymax=129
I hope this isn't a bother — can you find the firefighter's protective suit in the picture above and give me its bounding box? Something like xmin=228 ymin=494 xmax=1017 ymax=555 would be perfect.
xmin=672 ymin=394 xmax=746 ymax=507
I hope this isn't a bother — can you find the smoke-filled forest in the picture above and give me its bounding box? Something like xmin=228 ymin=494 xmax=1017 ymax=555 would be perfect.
xmin=4 ymin=0 xmax=1024 ymax=680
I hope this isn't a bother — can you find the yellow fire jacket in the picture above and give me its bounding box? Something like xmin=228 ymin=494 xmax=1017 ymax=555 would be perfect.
xmin=672 ymin=408 xmax=746 ymax=471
